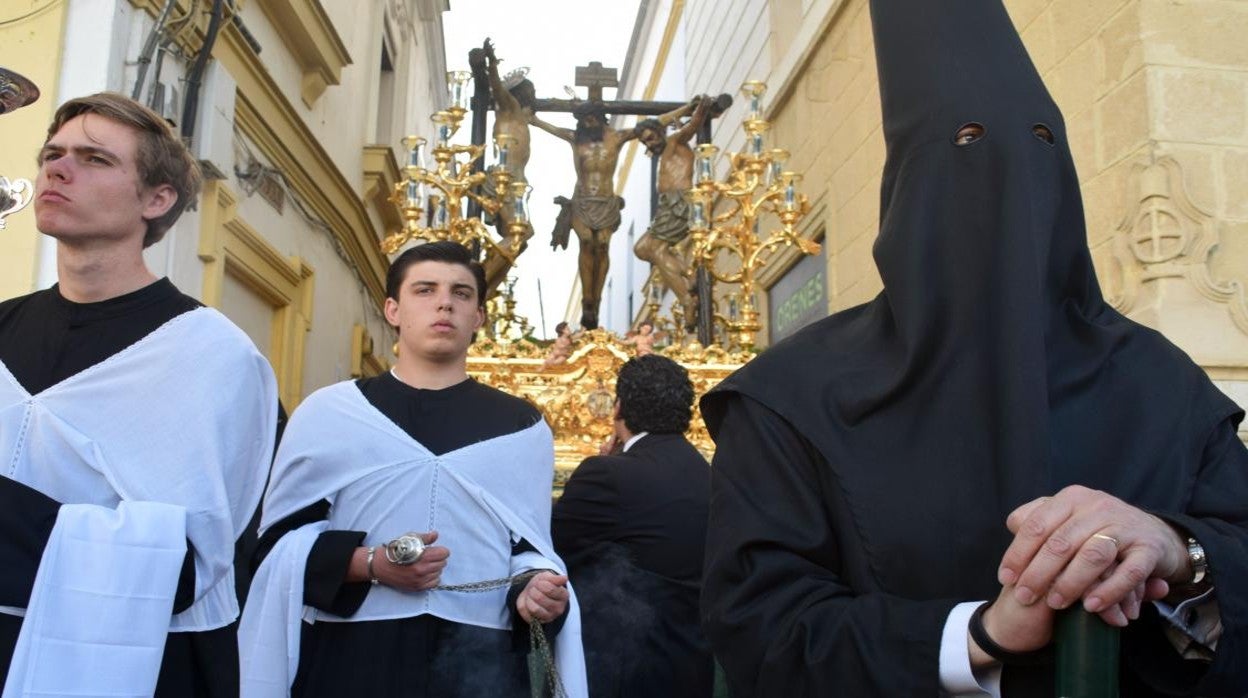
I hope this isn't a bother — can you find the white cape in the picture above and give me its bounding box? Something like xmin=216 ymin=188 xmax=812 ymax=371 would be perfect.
xmin=0 ymin=307 xmax=278 ymax=690
xmin=241 ymin=380 xmax=587 ymax=697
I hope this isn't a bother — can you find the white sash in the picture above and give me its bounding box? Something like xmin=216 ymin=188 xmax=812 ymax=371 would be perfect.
xmin=238 ymin=522 xmax=328 ymax=698
xmin=2 ymin=501 xmax=186 ymax=698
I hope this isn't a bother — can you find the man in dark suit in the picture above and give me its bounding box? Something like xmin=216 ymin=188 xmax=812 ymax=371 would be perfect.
xmin=553 ymin=354 xmax=713 ymax=697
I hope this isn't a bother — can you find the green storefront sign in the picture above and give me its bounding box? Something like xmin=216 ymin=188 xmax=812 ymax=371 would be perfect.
xmin=768 ymin=245 xmax=828 ymax=343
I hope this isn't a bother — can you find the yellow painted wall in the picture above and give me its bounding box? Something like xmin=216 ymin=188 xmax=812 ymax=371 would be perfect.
xmin=0 ymin=2 xmax=68 ymax=300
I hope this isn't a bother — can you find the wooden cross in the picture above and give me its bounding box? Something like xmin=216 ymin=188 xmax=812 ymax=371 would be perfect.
xmin=574 ymin=61 xmax=618 ymax=103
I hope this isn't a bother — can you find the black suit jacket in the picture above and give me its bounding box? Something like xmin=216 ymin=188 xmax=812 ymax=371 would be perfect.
xmin=553 ymin=432 xmax=713 ymax=698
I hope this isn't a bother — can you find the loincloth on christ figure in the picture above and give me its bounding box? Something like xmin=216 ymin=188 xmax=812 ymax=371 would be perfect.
xmin=648 ymin=191 xmax=692 ymax=244
xmin=551 ymin=194 xmax=625 ymax=249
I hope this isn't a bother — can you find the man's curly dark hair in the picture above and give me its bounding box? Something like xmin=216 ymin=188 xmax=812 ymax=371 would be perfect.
xmin=616 ymin=354 xmax=694 ymax=434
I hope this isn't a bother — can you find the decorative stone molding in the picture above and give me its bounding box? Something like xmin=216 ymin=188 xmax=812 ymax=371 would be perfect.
xmin=255 ymin=0 xmax=352 ymax=107
xmin=1107 ymin=156 xmax=1248 ymax=375
xmin=414 ymin=0 xmax=448 ymax=22
xmin=351 ymin=324 xmax=388 ymax=378
xmin=362 ymin=145 xmax=403 ymax=237
xmin=387 ymin=0 xmax=412 ymax=42
xmin=129 ymin=0 xmax=388 ymax=306
xmin=199 ymin=181 xmax=315 ymax=408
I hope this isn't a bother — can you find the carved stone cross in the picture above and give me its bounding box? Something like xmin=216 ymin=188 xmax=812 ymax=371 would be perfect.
xmin=1132 ymin=201 xmax=1186 ymax=264
xmin=574 ymin=61 xmax=618 ymax=102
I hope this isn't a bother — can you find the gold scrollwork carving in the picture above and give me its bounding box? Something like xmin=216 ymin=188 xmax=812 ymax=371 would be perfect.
xmin=467 ymin=328 xmax=747 ymax=494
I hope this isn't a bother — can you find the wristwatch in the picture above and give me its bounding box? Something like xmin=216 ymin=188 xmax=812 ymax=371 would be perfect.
xmin=1186 ymin=537 xmax=1208 ymax=585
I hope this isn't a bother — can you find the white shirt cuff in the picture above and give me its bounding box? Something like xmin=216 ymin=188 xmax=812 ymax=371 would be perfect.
xmin=1153 ymin=586 xmax=1220 ymax=659
xmin=940 ymin=601 xmax=1002 ymax=697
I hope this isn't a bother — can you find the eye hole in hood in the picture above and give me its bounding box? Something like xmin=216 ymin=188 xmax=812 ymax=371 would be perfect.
xmin=953 ymin=122 xmax=986 ymax=146
xmin=1032 ymin=123 xmax=1055 ymax=145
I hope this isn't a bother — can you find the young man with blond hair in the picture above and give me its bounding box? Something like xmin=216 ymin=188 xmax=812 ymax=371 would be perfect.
xmin=0 ymin=92 xmax=278 ymax=697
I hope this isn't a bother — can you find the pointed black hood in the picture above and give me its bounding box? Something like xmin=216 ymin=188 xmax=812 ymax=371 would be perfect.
xmin=870 ymin=0 xmax=1099 ymax=342
xmin=703 ymin=0 xmax=1238 ymax=608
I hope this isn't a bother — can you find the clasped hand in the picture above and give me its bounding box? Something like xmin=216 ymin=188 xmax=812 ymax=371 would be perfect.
xmin=979 ymin=485 xmax=1191 ymax=655
xmin=515 ymin=571 xmax=569 ymax=624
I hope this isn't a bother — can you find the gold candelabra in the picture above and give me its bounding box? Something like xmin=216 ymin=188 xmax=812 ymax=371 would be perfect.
xmin=381 ymin=70 xmax=533 ymax=264
xmin=686 ymin=80 xmax=821 ymax=349
xmin=487 ymin=276 xmax=533 ymax=341
xmin=641 ymin=276 xmax=688 ymax=349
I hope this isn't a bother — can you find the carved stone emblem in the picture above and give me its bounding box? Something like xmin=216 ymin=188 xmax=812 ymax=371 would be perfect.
xmin=1108 ymin=156 xmax=1248 ymax=365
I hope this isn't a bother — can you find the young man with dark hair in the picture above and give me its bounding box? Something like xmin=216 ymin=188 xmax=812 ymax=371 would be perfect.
xmin=552 ymin=354 xmax=714 ymax=697
xmin=243 ymin=241 xmax=586 ymax=697
xmin=0 ymin=92 xmax=278 ymax=697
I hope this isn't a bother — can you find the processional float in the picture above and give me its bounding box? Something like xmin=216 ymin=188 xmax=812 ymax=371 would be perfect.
xmin=379 ymin=43 xmax=821 ymax=490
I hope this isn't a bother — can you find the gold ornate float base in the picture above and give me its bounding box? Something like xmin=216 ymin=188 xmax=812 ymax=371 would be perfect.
xmin=467 ymin=329 xmax=751 ymax=495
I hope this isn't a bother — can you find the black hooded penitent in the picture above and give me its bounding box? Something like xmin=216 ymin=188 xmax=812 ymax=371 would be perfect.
xmin=699 ymin=0 xmax=1247 ymax=695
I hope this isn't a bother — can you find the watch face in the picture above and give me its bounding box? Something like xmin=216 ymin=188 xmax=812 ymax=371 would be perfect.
xmin=1187 ymin=537 xmax=1208 ymax=584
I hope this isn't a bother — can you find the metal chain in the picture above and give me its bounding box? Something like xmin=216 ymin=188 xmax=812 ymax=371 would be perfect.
xmin=433 ymin=569 xmax=541 ymax=593
xmin=433 ymin=570 xmax=566 ymax=697
xmin=530 ymin=618 xmax=566 ymax=698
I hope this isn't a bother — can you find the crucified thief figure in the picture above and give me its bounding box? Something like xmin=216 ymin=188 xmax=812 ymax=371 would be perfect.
xmin=634 ymin=95 xmax=711 ymax=328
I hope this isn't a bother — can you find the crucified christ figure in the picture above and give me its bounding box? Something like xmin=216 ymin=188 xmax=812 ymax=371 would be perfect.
xmin=532 ymin=99 xmax=696 ymax=329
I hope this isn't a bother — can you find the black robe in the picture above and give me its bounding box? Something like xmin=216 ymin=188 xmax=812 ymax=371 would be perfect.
xmin=552 ymin=433 xmax=715 ymax=698
xmin=699 ymin=1 xmax=1248 ymax=696
xmin=0 ymin=279 xmax=257 ymax=698
xmin=254 ymin=372 xmax=565 ymax=698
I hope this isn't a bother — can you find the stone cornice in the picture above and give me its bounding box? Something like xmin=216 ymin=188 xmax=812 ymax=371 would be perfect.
xmin=130 ymin=0 xmax=387 ymax=305
xmin=254 ymin=0 xmax=352 ymax=107
xmin=362 ymin=145 xmax=403 ymax=235
xmin=207 ymin=6 xmax=388 ymax=305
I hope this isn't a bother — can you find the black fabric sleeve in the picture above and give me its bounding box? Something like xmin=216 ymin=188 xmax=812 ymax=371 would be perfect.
xmin=305 ymin=530 xmax=369 ymax=616
xmin=551 ymin=456 xmax=618 ymax=562
xmin=1123 ymin=416 xmax=1248 ymax=697
xmin=0 ymin=478 xmax=62 ymax=607
xmin=0 ymin=477 xmax=198 ymax=614
xmin=252 ymin=499 xmax=370 ymax=616
xmin=171 ymin=545 xmax=196 ymax=613
xmin=252 ymin=500 xmax=331 ymax=571
xmin=702 ymin=395 xmax=957 ymax=697
xmin=507 ymin=538 xmax=568 ymax=652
